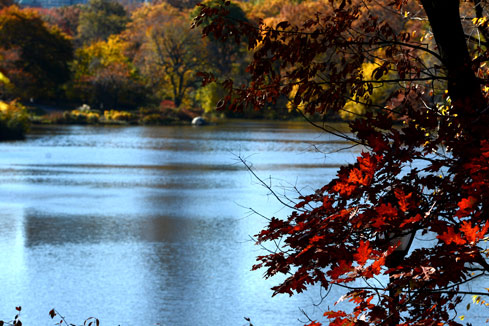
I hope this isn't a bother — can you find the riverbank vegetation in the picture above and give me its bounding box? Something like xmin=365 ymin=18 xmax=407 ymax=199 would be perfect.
xmin=0 ymin=100 xmax=28 ymax=140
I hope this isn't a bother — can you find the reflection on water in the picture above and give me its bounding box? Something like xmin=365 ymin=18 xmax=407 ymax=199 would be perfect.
xmin=0 ymin=121 xmax=359 ymax=325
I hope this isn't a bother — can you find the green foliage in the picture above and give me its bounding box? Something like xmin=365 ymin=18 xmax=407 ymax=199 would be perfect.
xmin=192 ymin=0 xmax=247 ymax=28
xmin=0 ymin=0 xmax=415 ymax=121
xmin=192 ymin=0 xmax=249 ymax=77
xmin=77 ymin=0 xmax=129 ymax=45
xmin=139 ymin=107 xmax=180 ymax=125
xmin=196 ymin=83 xmax=225 ymax=114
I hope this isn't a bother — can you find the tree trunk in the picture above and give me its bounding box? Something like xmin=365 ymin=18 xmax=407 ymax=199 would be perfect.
xmin=420 ymin=0 xmax=486 ymax=114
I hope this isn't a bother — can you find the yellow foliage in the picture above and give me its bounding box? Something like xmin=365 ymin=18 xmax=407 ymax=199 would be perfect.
xmin=286 ymin=84 xmax=306 ymax=112
xmin=0 ymin=100 xmax=26 ymax=115
xmin=71 ymin=109 xmax=100 ymax=120
xmin=82 ymin=35 xmax=129 ymax=66
xmin=0 ymin=100 xmax=29 ymax=138
xmin=0 ymin=100 xmax=9 ymax=112
xmin=0 ymin=71 xmax=10 ymax=85
xmin=74 ymin=35 xmax=133 ymax=79
xmin=340 ymin=61 xmax=398 ymax=120
xmin=103 ymin=110 xmax=134 ymax=121
xmin=472 ymin=17 xmax=488 ymax=26
xmin=195 ymin=83 xmax=222 ymax=114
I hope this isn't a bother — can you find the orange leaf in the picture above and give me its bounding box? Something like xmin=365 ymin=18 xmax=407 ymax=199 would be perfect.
xmin=394 ymin=189 xmax=412 ymax=212
xmin=370 ymin=256 xmax=385 ymax=275
xmin=456 ymin=196 xmax=477 ymax=217
xmin=400 ymin=214 xmax=422 ymax=227
xmin=354 ymin=240 xmax=372 ymax=266
xmin=375 ymin=203 xmax=398 ymax=218
xmin=437 ymin=226 xmax=466 ymax=245
xmin=460 ymin=221 xmax=479 ymax=244
xmin=328 ymin=260 xmax=353 ymax=280
xmin=305 ymin=322 xmax=322 ymax=326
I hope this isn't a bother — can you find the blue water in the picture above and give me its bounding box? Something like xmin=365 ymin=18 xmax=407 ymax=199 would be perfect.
xmin=0 ymin=121 xmax=360 ymax=326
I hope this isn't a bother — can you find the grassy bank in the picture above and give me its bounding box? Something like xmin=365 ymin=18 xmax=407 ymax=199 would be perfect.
xmin=27 ymin=104 xmax=205 ymax=126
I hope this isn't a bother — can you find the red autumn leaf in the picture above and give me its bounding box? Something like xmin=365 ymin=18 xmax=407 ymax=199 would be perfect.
xmin=369 ymin=256 xmax=386 ymax=276
xmin=354 ymin=240 xmax=372 ymax=266
xmin=305 ymin=321 xmax=322 ymax=326
xmin=297 ymin=244 xmax=313 ymax=257
xmin=460 ymin=221 xmax=479 ymax=244
xmin=348 ymin=168 xmax=367 ymax=185
xmin=394 ymin=189 xmax=412 ymax=212
xmin=372 ymin=217 xmax=387 ymax=228
xmin=366 ymin=133 xmax=388 ymax=153
xmin=456 ymin=196 xmax=478 ymax=217
xmin=358 ymin=152 xmax=378 ymax=175
xmin=478 ymin=223 xmax=489 ymax=241
xmin=323 ymin=196 xmax=333 ymax=209
xmin=437 ymin=227 xmax=466 ymax=245
xmin=375 ymin=203 xmax=398 ymax=218
xmin=328 ymin=260 xmax=353 ymax=280
xmin=310 ymin=235 xmax=325 ymax=244
xmin=324 ymin=310 xmax=347 ymax=318
xmin=332 ymin=181 xmax=357 ymax=196
xmin=400 ymin=213 xmax=422 ymax=227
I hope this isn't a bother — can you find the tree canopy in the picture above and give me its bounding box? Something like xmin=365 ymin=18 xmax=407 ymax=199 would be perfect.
xmin=124 ymin=2 xmax=205 ymax=108
xmin=0 ymin=6 xmax=73 ymax=100
xmin=194 ymin=0 xmax=489 ymax=325
xmin=77 ymin=0 xmax=129 ymax=45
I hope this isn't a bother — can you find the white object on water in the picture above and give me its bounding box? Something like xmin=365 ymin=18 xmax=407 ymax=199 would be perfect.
xmin=192 ymin=116 xmax=207 ymax=126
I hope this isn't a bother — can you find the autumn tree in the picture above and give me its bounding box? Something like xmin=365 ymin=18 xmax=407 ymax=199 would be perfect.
xmin=162 ymin=0 xmax=200 ymax=10
xmin=0 ymin=6 xmax=73 ymax=100
xmin=39 ymin=5 xmax=83 ymax=38
xmin=190 ymin=0 xmax=252 ymax=114
xmin=124 ymin=3 xmax=205 ymax=108
xmin=194 ymin=0 xmax=248 ymax=77
xmin=71 ymin=35 xmax=146 ymax=110
xmin=195 ymin=0 xmax=489 ymax=325
xmin=77 ymin=0 xmax=129 ymax=45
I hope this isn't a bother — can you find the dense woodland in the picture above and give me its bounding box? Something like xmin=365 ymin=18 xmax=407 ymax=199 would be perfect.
xmin=0 ymin=0 xmax=288 ymax=125
xmin=0 ymin=0 xmax=428 ymax=132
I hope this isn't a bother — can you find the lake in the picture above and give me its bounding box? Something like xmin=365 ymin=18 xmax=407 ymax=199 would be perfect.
xmin=0 ymin=121 xmax=360 ymax=325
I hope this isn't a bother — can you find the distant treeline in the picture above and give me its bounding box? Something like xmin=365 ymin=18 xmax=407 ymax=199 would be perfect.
xmin=0 ymin=0 xmax=414 ymax=121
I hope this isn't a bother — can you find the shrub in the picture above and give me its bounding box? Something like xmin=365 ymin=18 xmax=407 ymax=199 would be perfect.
xmin=103 ymin=109 xmax=136 ymax=122
xmin=0 ymin=101 xmax=29 ymax=140
xmin=61 ymin=109 xmax=100 ymax=124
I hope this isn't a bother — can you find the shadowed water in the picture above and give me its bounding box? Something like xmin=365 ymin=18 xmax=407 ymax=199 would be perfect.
xmin=0 ymin=121 xmax=361 ymax=325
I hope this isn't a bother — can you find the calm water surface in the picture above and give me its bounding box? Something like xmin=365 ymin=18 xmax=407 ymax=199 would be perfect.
xmin=0 ymin=121 xmax=360 ymax=325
